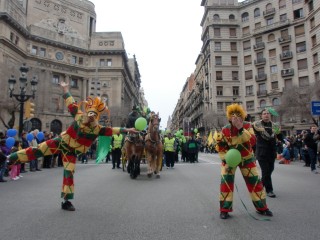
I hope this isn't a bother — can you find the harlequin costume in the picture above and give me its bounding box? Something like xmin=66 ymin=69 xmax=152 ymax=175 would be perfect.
xmin=8 ymin=89 xmax=134 ymax=211
xmin=214 ymin=104 xmax=272 ymax=219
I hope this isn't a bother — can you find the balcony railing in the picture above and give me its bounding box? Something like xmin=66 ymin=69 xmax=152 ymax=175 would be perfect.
xmin=257 ymin=90 xmax=268 ymax=96
xmin=255 ymin=73 xmax=267 ymax=81
xmin=278 ymin=35 xmax=292 ymax=44
xmin=281 ymin=68 xmax=294 ymax=77
xmin=263 ymin=8 xmax=276 ymax=18
xmin=254 ymin=58 xmax=266 ymax=65
xmin=253 ymin=42 xmax=265 ymax=50
xmin=254 ymin=19 xmax=290 ymax=35
xmin=280 ymin=51 xmax=293 ymax=60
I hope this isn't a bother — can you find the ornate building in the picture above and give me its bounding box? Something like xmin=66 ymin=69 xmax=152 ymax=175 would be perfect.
xmin=0 ymin=0 xmax=144 ymax=134
xmin=171 ymin=0 xmax=319 ymax=136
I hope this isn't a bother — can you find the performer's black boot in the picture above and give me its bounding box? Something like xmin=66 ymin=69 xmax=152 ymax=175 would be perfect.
xmin=61 ymin=200 xmax=75 ymax=211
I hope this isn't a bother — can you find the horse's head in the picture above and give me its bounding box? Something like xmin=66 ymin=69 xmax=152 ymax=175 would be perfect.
xmin=149 ymin=113 xmax=161 ymax=132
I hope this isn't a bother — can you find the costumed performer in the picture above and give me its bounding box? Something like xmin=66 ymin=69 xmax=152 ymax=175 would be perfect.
xmin=8 ymin=81 xmax=138 ymax=211
xmin=214 ymin=103 xmax=273 ymax=219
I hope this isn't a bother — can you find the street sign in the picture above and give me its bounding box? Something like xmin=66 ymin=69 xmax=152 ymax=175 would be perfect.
xmin=311 ymin=101 xmax=320 ymax=115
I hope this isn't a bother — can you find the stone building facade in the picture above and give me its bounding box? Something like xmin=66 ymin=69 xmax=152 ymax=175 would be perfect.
xmin=0 ymin=0 xmax=144 ymax=134
xmin=171 ymin=0 xmax=319 ymax=136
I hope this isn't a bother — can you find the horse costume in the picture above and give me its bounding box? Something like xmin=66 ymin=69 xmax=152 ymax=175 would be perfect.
xmin=8 ymin=81 xmax=137 ymax=211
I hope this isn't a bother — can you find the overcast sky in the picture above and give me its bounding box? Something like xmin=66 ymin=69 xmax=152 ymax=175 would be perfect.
xmin=92 ymin=0 xmax=203 ymax=129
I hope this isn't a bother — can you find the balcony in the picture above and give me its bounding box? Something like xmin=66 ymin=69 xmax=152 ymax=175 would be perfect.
xmin=253 ymin=19 xmax=290 ymax=35
xmin=263 ymin=8 xmax=276 ymax=18
xmin=257 ymin=90 xmax=268 ymax=97
xmin=255 ymin=73 xmax=267 ymax=81
xmin=254 ymin=58 xmax=266 ymax=66
xmin=278 ymin=35 xmax=292 ymax=44
xmin=281 ymin=68 xmax=294 ymax=77
xmin=253 ymin=42 xmax=265 ymax=51
xmin=280 ymin=51 xmax=293 ymax=60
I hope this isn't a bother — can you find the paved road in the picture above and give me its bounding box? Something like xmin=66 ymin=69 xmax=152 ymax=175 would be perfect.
xmin=0 ymin=153 xmax=319 ymax=240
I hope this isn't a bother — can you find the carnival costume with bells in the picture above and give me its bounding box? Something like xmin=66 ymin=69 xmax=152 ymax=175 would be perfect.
xmin=214 ymin=104 xmax=269 ymax=215
xmin=8 ymin=91 xmax=128 ymax=210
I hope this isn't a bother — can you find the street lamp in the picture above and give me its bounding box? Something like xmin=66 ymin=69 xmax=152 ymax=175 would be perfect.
xmin=8 ymin=63 xmax=38 ymax=136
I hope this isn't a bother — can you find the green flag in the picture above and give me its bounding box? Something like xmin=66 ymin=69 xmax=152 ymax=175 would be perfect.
xmin=96 ymin=136 xmax=112 ymax=164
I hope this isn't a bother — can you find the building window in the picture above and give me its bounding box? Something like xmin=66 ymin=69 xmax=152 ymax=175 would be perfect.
xmin=215 ymin=56 xmax=222 ymax=65
xmin=308 ymin=0 xmax=314 ymax=12
xmin=310 ymin=17 xmax=315 ymax=29
xmin=229 ymin=14 xmax=235 ymax=20
xmin=254 ymin=8 xmax=260 ymax=17
xmin=52 ymin=75 xmax=60 ymax=85
xmin=246 ymin=101 xmax=254 ymax=110
xmin=216 ymin=71 xmax=223 ymax=80
xmin=107 ymin=59 xmax=112 ymax=67
xmin=243 ymin=40 xmax=251 ymax=51
xmin=71 ymin=56 xmax=77 ymax=64
xmin=217 ymin=86 xmax=223 ymax=96
xmin=311 ymin=35 xmax=317 ymax=47
xmin=296 ymin=42 xmax=306 ymax=53
xmin=217 ymin=102 xmax=224 ymax=111
xmin=10 ymin=32 xmax=14 ymax=42
xmin=233 ymin=86 xmax=239 ymax=96
xmin=79 ymin=57 xmax=84 ymax=65
xmin=70 ymin=78 xmax=78 ymax=88
xmin=299 ymin=76 xmax=309 ymax=87
xmin=213 ymin=14 xmax=220 ymax=20
xmin=246 ymin=85 xmax=253 ymax=95
xmin=229 ymin=28 xmax=236 ymax=37
xmin=244 ymin=55 xmax=252 ymax=65
xmin=295 ymin=24 xmax=305 ymax=37
xmin=214 ymin=28 xmax=221 ymax=37
xmin=272 ymin=98 xmax=280 ymax=106
xmin=271 ymin=81 xmax=279 ymax=89
xmin=15 ymin=36 xmax=19 ymax=45
xmin=280 ymin=14 xmax=287 ymax=22
xmin=279 ymin=0 xmax=286 ymax=9
xmin=259 ymin=83 xmax=266 ymax=92
xmin=230 ymin=42 xmax=237 ymax=51
xmin=232 ymin=71 xmax=238 ymax=80
xmin=260 ymin=99 xmax=266 ymax=108
xmin=268 ymin=34 xmax=275 ymax=41
xmin=255 ymin=22 xmax=261 ymax=29
xmin=298 ymin=59 xmax=308 ymax=70
xmin=100 ymin=59 xmax=106 ymax=67
xmin=215 ymin=42 xmax=221 ymax=51
xmin=313 ymin=53 xmax=318 ymax=65
xmin=231 ymin=56 xmax=238 ymax=65
xmin=242 ymin=26 xmax=250 ymax=35
xmin=266 ymin=18 xmax=274 ymax=26
xmin=31 ymin=46 xmax=38 ymax=55
xmin=270 ymin=65 xmax=278 ymax=73
xmin=315 ymin=71 xmax=320 ymax=81
xmin=242 ymin=12 xmax=249 ymax=22
xmin=269 ymin=49 xmax=276 ymax=58
xmin=39 ymin=48 xmax=46 ymax=57
xmin=245 ymin=70 xmax=253 ymax=80
xmin=293 ymin=8 xmax=304 ymax=19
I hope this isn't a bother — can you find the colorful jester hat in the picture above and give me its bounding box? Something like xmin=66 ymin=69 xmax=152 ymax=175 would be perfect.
xmin=84 ymin=96 xmax=109 ymax=120
xmin=226 ymin=103 xmax=247 ymax=120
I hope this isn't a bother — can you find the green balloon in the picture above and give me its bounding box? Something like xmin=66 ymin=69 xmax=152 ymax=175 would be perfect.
xmin=194 ymin=128 xmax=198 ymax=133
xmin=225 ymin=149 xmax=242 ymax=167
xmin=135 ymin=117 xmax=147 ymax=131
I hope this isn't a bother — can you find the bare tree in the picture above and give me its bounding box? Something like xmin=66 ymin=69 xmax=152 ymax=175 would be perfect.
xmin=278 ymin=82 xmax=320 ymax=125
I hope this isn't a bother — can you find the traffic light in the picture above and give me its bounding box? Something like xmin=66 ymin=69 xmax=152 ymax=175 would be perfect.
xmin=25 ymin=100 xmax=35 ymax=119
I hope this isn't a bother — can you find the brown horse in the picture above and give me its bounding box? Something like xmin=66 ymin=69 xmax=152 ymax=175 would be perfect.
xmin=123 ymin=133 xmax=144 ymax=179
xmin=144 ymin=113 xmax=163 ymax=178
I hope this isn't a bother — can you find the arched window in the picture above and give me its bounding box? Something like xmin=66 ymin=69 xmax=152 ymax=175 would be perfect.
xmin=260 ymin=100 xmax=266 ymax=108
xmin=268 ymin=33 xmax=275 ymax=41
xmin=272 ymin=98 xmax=280 ymax=106
xmin=229 ymin=14 xmax=235 ymax=20
xmin=30 ymin=118 xmax=42 ymax=132
xmin=242 ymin=12 xmax=249 ymax=22
xmin=213 ymin=14 xmax=220 ymax=20
xmin=50 ymin=119 xmax=62 ymax=135
xmin=266 ymin=3 xmax=273 ymax=11
xmin=279 ymin=0 xmax=286 ymax=9
xmin=254 ymin=8 xmax=260 ymax=17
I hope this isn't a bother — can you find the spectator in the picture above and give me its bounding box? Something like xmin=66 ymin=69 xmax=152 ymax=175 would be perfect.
xmin=303 ymin=124 xmax=318 ymax=174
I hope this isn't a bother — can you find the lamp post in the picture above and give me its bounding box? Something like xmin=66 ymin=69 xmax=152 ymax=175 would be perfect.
xmin=8 ymin=63 xmax=38 ymax=136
